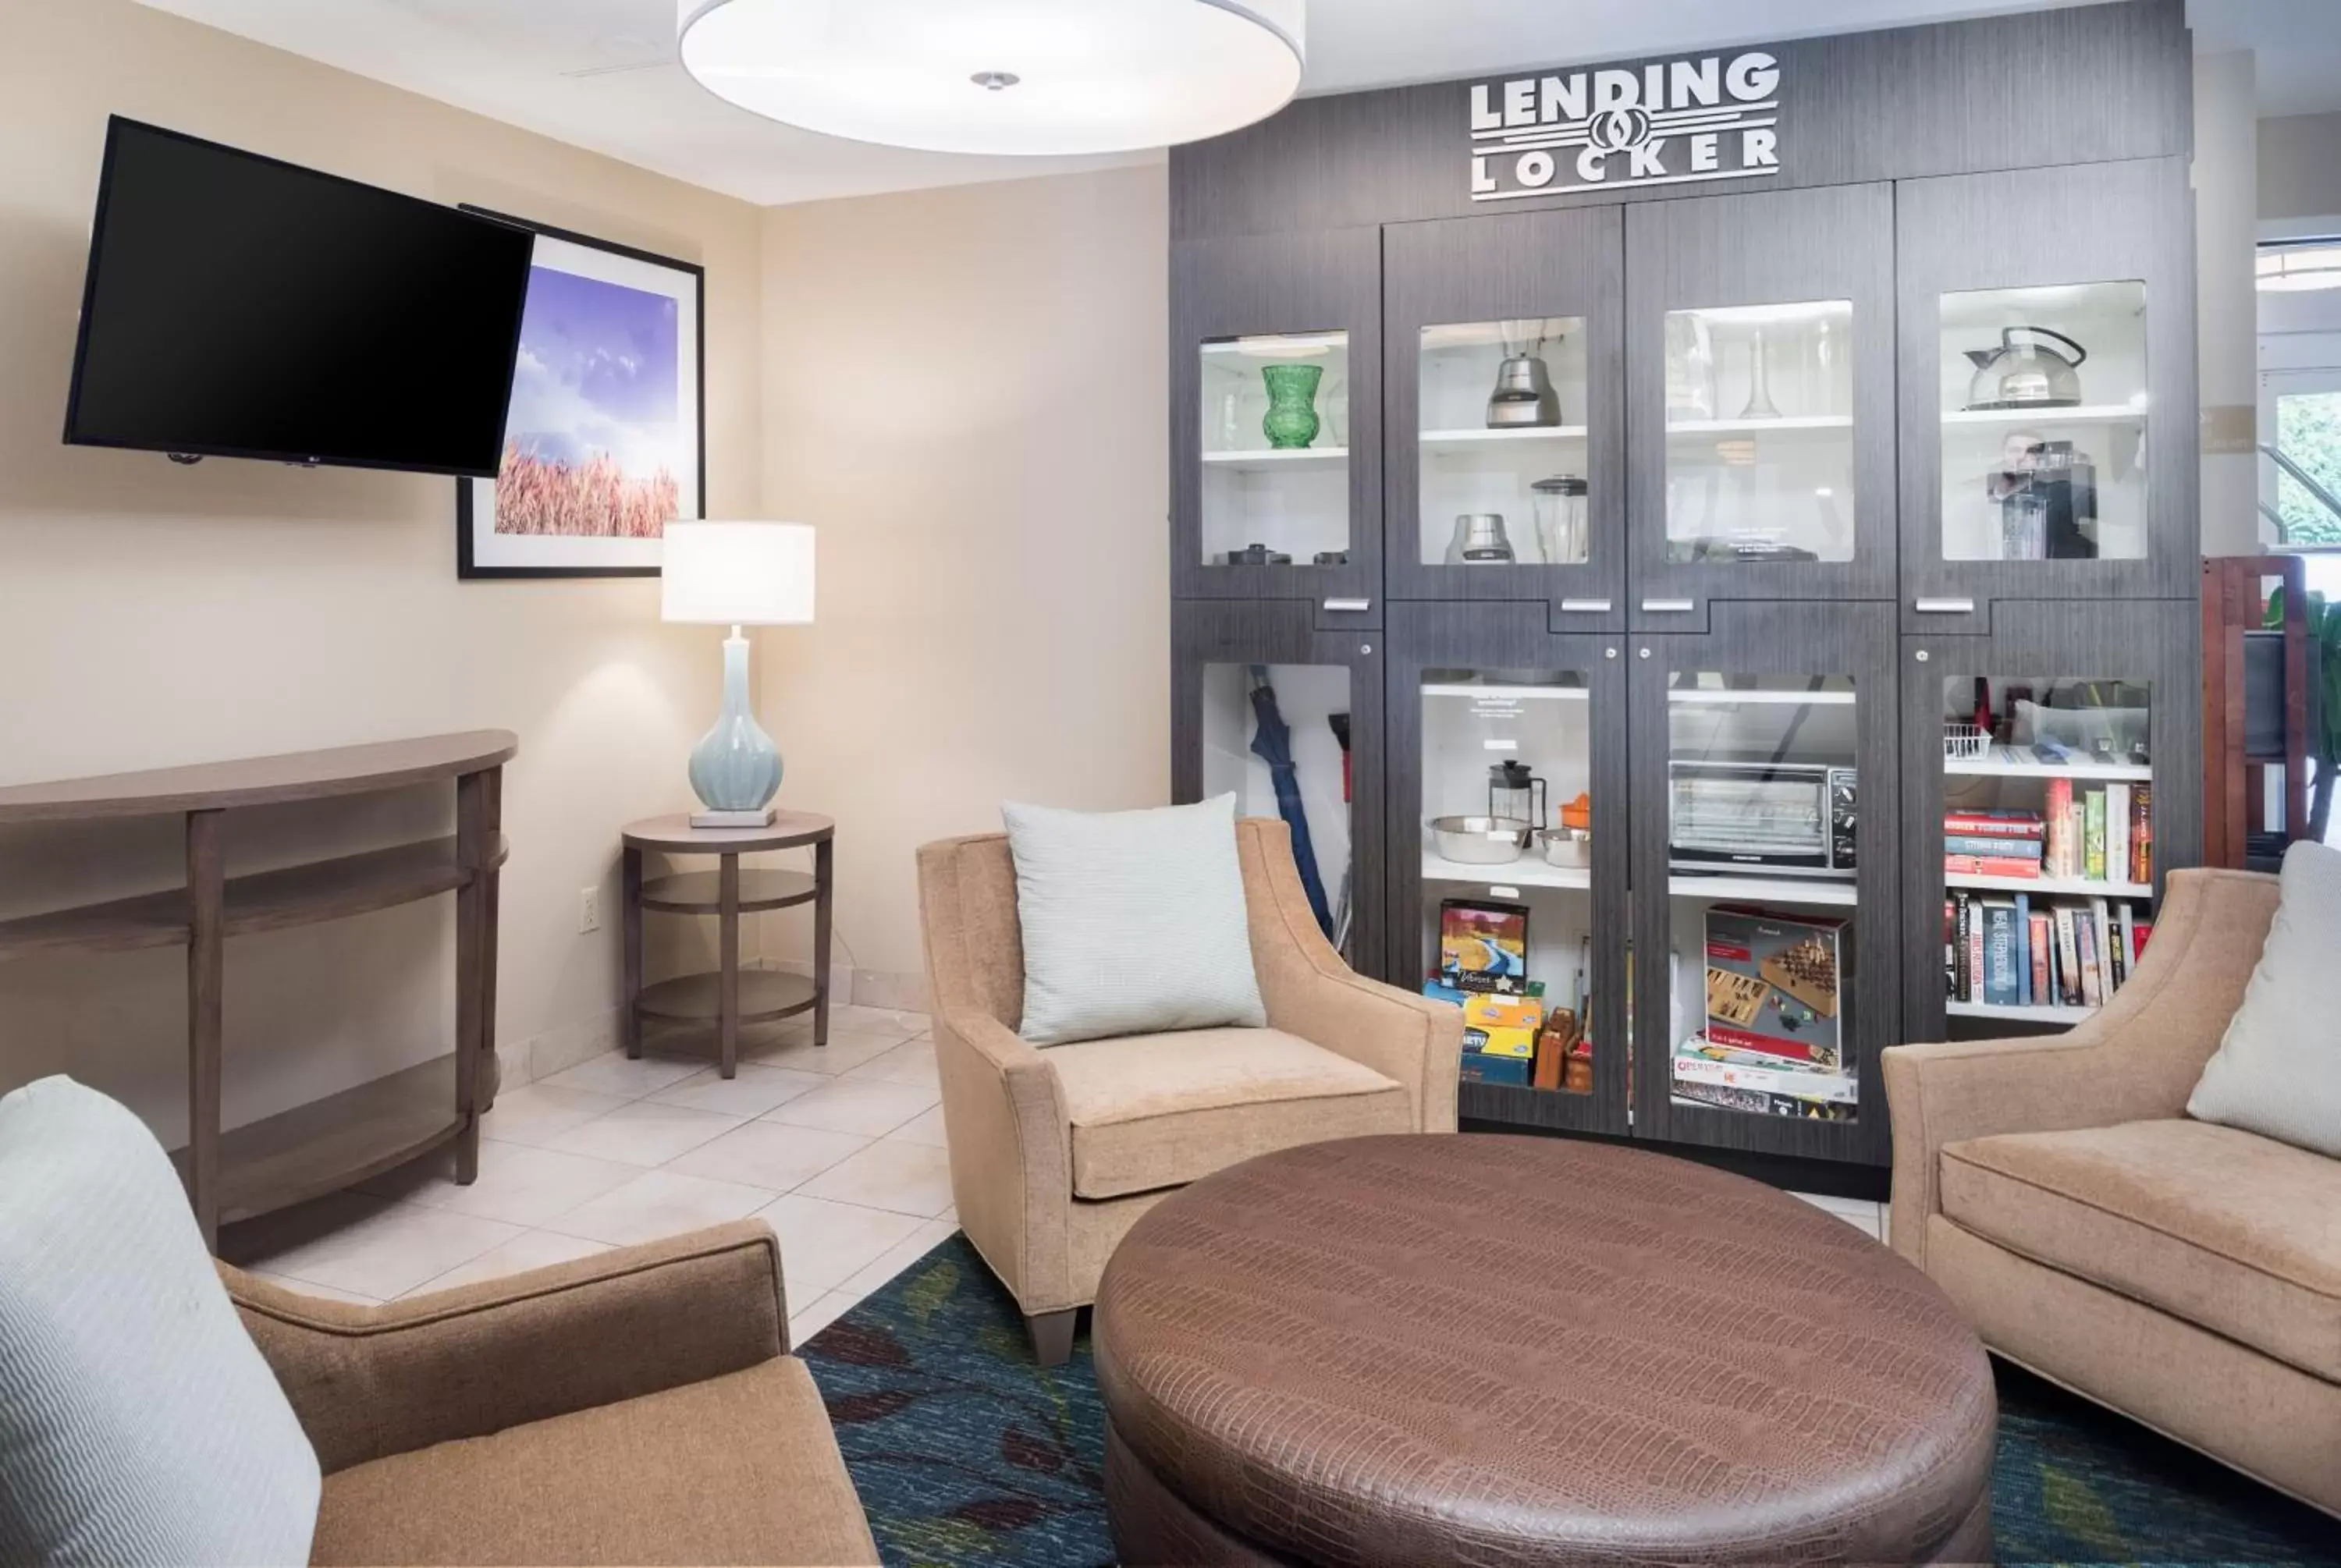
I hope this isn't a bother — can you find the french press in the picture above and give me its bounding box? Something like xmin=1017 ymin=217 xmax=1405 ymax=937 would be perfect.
xmin=1488 ymin=760 xmax=1548 ymax=828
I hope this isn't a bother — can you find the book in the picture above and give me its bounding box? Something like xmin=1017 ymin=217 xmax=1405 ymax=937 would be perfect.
xmin=1943 ymin=810 xmax=2044 ymax=838
xmin=2014 ymin=892 xmax=2033 ymax=1006
xmin=1942 ymin=898 xmax=1958 ymax=999
xmin=2027 ymin=910 xmax=2053 ymax=1005
xmin=1980 ymin=899 xmax=2021 ymax=1006
xmin=2077 ymin=905 xmax=2105 ymax=1008
xmin=1945 ymin=854 xmax=2044 ymax=878
xmin=2083 ymin=790 xmax=2107 ymax=881
xmin=2112 ymin=903 xmax=2133 ymax=990
xmin=1966 ymin=896 xmax=1986 ymax=1004
xmin=2091 ymin=898 xmax=2114 ymax=999
xmin=1952 ymin=890 xmax=1971 ymax=1000
xmin=2105 ymin=784 xmax=2130 ymax=887
xmin=2044 ymin=779 xmax=2074 ymax=876
xmin=2133 ymin=917 xmax=2153 ymax=963
xmin=1945 ymin=834 xmax=2044 ymax=859
xmin=2054 ymin=905 xmax=2083 ymax=1006
xmin=2130 ymin=783 xmax=2153 ymax=884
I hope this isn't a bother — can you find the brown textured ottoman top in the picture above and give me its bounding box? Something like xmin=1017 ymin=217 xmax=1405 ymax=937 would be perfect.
xmin=1094 ymin=1135 xmax=1996 ymax=1566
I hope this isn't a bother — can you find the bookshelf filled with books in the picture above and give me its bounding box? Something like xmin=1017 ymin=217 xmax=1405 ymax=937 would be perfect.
xmin=1902 ymin=600 xmax=2201 ymax=1045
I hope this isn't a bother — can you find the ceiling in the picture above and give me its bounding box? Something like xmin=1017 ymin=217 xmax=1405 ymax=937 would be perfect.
xmin=133 ymin=0 xmax=2341 ymax=207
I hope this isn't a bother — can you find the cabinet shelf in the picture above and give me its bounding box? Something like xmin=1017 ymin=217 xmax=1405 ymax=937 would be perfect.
xmin=1420 ymin=426 xmax=1587 ymax=454
xmin=1668 ymin=874 xmax=1859 ymax=908
xmin=1945 ymin=871 xmax=2151 ymax=898
xmin=0 ymin=834 xmax=510 ymax=961
xmin=1938 ymin=403 xmax=2144 ymax=427
xmin=1200 ymin=447 xmax=1348 ymax=472
xmin=1668 ymin=687 xmax=1856 ymax=706
xmin=1945 ymin=999 xmax=2095 ymax=1024
xmin=641 ymin=868 xmax=815 ymax=915
xmin=1200 ymin=332 xmax=1346 ymax=359
xmin=1944 ymin=754 xmax=2152 ymax=781
xmin=1422 ymin=682 xmax=1589 ymax=701
xmin=1421 ymin=852 xmax=1590 ymax=892
xmin=1665 ymin=414 xmax=1853 ymax=435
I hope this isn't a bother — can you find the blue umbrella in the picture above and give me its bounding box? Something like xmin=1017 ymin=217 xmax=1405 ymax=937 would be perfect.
xmin=1247 ymin=665 xmax=1334 ymax=938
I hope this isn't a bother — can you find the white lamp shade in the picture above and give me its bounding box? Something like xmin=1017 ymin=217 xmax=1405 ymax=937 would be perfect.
xmin=661 ymin=522 xmax=815 ymax=626
xmin=677 ymin=0 xmax=1305 ymax=158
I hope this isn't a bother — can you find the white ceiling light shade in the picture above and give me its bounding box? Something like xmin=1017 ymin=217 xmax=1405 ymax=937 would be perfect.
xmin=677 ymin=0 xmax=1305 ymax=156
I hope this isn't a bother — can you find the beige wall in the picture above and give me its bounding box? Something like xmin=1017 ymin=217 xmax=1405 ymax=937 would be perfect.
xmin=758 ymin=169 xmax=1171 ymax=994
xmin=0 ymin=0 xmax=767 ymax=1133
xmin=2260 ymin=111 xmax=2341 ymax=225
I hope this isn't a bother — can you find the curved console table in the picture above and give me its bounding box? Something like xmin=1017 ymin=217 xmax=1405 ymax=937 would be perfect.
xmin=0 ymin=731 xmax=517 ymax=1248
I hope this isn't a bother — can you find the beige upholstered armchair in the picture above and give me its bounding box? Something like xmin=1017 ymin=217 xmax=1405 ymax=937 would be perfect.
xmin=1885 ymin=867 xmax=2341 ymax=1517
xmin=917 ymin=817 xmax=1462 ymax=1364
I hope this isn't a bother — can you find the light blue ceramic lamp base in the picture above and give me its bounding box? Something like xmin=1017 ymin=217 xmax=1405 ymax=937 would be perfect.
xmin=687 ymin=630 xmax=782 ymax=826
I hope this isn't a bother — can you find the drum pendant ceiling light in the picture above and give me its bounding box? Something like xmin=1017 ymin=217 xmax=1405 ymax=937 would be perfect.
xmin=677 ymin=0 xmax=1305 ymax=156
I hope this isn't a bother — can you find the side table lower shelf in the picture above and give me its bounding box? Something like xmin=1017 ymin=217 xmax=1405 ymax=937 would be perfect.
xmin=638 ymin=970 xmax=818 ymax=1026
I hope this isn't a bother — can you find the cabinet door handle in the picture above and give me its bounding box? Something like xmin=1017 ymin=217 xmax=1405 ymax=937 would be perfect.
xmin=1558 ymin=598 xmax=1612 ymax=613
xmin=1913 ymin=597 xmax=1976 ymax=615
xmin=1640 ymin=598 xmax=1695 ymax=613
xmin=1322 ymin=598 xmax=1370 ymax=613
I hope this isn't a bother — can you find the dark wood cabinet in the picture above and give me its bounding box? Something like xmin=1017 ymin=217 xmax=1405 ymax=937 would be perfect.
xmin=1899 ymin=598 xmax=2203 ymax=1046
xmin=1384 ymin=601 xmax=1629 ymax=1135
xmin=1628 ymin=601 xmax=1900 ymax=1167
xmin=1172 ymin=227 xmax=1383 ymax=612
xmin=1172 ymin=601 xmax=1387 ymax=977
xmin=1625 ymin=183 xmax=1899 ymax=627
xmin=1167 ymin=5 xmax=2201 ymax=1178
xmin=1383 ymin=208 xmax=1625 ymax=623
xmin=1896 ymin=158 xmax=2198 ymax=633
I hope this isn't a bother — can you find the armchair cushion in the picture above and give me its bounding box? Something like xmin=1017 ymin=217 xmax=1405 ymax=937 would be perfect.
xmin=0 ymin=1077 xmax=319 ymax=1568
xmin=1050 ymin=1027 xmax=1409 ymax=1199
xmin=2187 ymin=839 xmax=2341 ymax=1158
xmin=1003 ymin=796 xmax=1264 ymax=1045
xmin=311 ymin=1357 xmax=878 ymax=1566
xmin=1940 ymin=1118 xmax=2341 ymax=1382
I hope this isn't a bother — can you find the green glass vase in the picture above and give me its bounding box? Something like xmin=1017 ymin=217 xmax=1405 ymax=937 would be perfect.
xmin=1259 ymin=363 xmax=1323 ymax=449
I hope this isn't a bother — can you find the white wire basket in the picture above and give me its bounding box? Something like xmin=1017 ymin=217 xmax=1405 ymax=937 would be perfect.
xmin=1943 ymin=722 xmax=1988 ymax=761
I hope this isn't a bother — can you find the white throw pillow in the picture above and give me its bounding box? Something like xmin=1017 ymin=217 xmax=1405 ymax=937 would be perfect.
xmin=2187 ymin=840 xmax=2341 ymax=1158
xmin=1004 ymin=795 xmax=1266 ymax=1046
xmin=0 ymin=1077 xmax=321 ymax=1566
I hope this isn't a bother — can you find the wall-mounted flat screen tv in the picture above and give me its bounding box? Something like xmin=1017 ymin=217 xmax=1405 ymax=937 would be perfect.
xmin=62 ymin=117 xmax=536 ymax=478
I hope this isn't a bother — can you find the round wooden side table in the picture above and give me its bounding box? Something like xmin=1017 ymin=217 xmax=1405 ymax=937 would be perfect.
xmin=620 ymin=811 xmax=833 ymax=1079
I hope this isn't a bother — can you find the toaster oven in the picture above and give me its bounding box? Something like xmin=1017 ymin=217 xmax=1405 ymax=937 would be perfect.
xmin=1668 ymin=761 xmax=1856 ymax=878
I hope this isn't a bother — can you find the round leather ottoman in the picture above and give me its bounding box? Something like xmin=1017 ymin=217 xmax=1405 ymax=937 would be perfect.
xmin=1094 ymin=1135 xmax=1995 ymax=1567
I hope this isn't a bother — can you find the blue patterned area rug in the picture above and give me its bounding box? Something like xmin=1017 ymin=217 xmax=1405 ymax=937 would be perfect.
xmin=802 ymin=1235 xmax=2339 ymax=1567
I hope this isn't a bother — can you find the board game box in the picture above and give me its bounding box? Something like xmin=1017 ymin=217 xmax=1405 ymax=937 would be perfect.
xmin=1438 ymin=898 xmax=1529 ymax=994
xmin=1702 ymin=905 xmax=1849 ymax=1070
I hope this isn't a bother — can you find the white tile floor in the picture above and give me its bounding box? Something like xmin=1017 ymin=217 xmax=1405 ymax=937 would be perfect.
xmin=229 ymin=999 xmax=1890 ymax=1349
xmin=227 ymin=1006 xmax=948 ymax=1348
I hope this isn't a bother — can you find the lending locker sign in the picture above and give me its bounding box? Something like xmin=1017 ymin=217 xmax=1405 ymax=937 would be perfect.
xmin=1468 ymin=51 xmax=1783 ymax=202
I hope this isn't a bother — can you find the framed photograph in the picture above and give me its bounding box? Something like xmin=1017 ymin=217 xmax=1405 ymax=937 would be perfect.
xmin=456 ymin=209 xmax=705 ymax=579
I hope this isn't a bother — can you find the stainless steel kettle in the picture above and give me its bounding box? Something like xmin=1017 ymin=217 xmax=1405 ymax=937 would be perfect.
xmin=1963 ymin=326 xmax=2087 ymax=410
xmin=1486 ymin=353 xmax=1562 ymax=427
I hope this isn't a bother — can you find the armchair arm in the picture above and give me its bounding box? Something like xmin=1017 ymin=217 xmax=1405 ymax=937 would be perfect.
xmin=1885 ymin=867 xmax=2277 ymax=1271
xmin=931 ymin=1009 xmax=1077 ymax=1311
xmin=1236 ymin=818 xmax=1462 ymax=1132
xmin=223 ymin=1220 xmax=783 ymax=1474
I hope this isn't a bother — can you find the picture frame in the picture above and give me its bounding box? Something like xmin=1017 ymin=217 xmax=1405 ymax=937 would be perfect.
xmin=456 ymin=208 xmax=706 ymax=580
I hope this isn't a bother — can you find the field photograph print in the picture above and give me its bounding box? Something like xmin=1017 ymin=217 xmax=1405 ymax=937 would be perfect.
xmin=457 ymin=213 xmax=703 ymax=579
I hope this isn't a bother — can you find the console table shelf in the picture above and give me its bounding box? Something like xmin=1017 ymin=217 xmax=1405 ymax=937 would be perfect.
xmin=0 ymin=731 xmax=515 ymax=1248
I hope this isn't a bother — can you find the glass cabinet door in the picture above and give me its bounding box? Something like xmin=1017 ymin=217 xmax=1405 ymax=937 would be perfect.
xmin=1897 ymin=159 xmax=2195 ymax=624
xmin=1173 ymin=603 xmax=1384 ymax=977
xmin=1632 ymin=604 xmax=1897 ymax=1167
xmin=1900 ymin=600 xmax=2202 ymax=1045
xmin=1627 ymin=185 xmax=1896 ymax=619
xmin=1173 ymin=229 xmax=1380 ymax=605
xmin=1384 ymin=208 xmax=1624 ymax=616
xmin=1199 ymin=332 xmax=1352 ymax=569
xmin=1388 ymin=604 xmax=1626 ymax=1135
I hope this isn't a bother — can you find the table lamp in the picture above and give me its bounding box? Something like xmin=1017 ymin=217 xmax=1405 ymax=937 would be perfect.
xmin=661 ymin=521 xmax=815 ymax=828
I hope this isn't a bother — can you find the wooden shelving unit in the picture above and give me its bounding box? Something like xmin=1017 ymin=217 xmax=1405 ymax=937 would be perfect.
xmin=0 ymin=731 xmax=516 ymax=1248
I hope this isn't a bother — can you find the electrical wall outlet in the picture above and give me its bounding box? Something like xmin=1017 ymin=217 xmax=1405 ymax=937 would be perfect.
xmin=578 ymin=887 xmax=602 ymax=935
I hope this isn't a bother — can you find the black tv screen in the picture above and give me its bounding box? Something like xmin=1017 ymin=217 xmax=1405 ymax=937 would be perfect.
xmin=63 ymin=118 xmax=535 ymax=478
